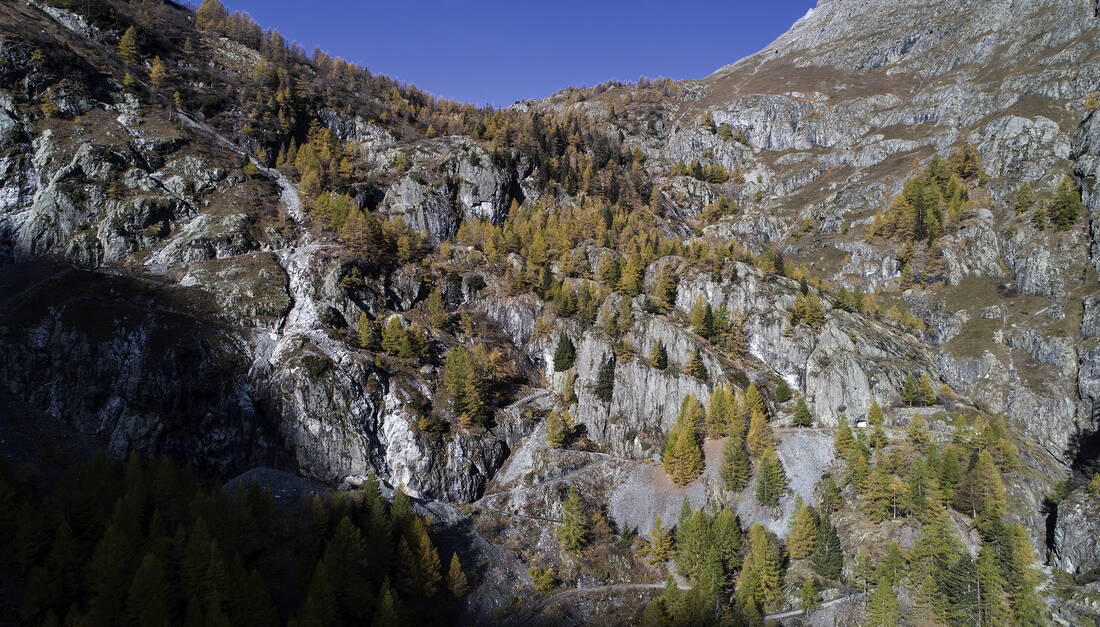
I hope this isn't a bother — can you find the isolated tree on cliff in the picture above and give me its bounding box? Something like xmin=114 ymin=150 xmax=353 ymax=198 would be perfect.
xmin=594 ymin=358 xmax=615 ymax=403
xmin=553 ymin=334 xmax=575 ymax=371
xmin=918 ymin=374 xmax=937 ymax=406
xmin=1049 ymin=177 xmax=1084 ymax=229
xmin=774 ymin=379 xmax=793 ymax=403
xmin=545 ymin=411 xmax=565 ymax=448
xmin=653 ymin=265 xmax=678 ymax=308
xmin=690 ymin=299 xmax=714 ymax=339
xmin=649 ymin=340 xmax=668 ymax=370
xmin=793 ymin=397 xmax=813 ymax=427
xmin=685 ymin=349 xmax=708 ymax=382
xmin=557 ymin=488 xmax=587 ymax=552
xmin=425 ymin=289 xmax=448 ymax=328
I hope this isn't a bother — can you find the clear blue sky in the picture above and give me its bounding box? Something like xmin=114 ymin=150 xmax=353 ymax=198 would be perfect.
xmin=219 ymin=1 xmax=817 ymax=107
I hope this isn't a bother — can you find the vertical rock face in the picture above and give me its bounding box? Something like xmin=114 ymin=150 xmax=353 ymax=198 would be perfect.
xmin=1053 ymin=488 xmax=1100 ymax=575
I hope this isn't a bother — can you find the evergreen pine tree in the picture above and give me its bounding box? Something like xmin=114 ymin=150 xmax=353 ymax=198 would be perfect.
xmin=426 ymin=289 xmax=448 ymax=328
xmin=907 ymin=415 xmax=932 ymax=453
xmin=743 ymin=383 xmax=766 ymax=418
xmin=356 ymin=313 xmax=373 ymax=349
xmin=834 ymin=415 xmax=854 ymax=457
xmin=787 ymin=497 xmax=818 ymax=559
xmin=798 ymin=578 xmax=820 ymax=611
xmin=649 ymin=340 xmax=668 ymax=370
xmin=1048 ymin=177 xmax=1084 ymax=229
xmin=863 ymin=464 xmax=894 ymax=523
xmin=411 ymin=519 xmax=442 ymax=598
xmin=977 ymin=543 xmax=1013 ymax=625
xmin=553 ymin=334 xmax=576 ymax=371
xmin=811 ymin=517 xmax=843 ymax=580
xmin=196 ymin=0 xmax=228 ymax=30
xmin=685 ymin=349 xmax=708 ymax=381
xmin=546 ymin=411 xmax=565 ymax=448
xmin=747 ymin=410 xmax=773 ymax=459
xmin=663 ymin=403 xmax=704 ymax=486
xmin=792 ymin=397 xmax=813 ymax=427
xmin=902 ymin=373 xmax=919 ymax=406
xmin=755 ymin=448 xmax=787 ymax=507
xmin=918 ymin=373 xmax=937 ymax=405
xmin=372 ymin=580 xmax=404 ymax=627
xmin=865 ymin=576 xmax=900 ymax=627
xmin=738 ymin=524 xmax=782 ymax=607
xmin=774 ymin=379 xmax=793 ymax=403
xmin=689 ymin=299 xmax=714 ymax=338
xmin=380 ymin=317 xmax=407 ymax=356
xmin=459 ymin=373 xmax=488 ymax=427
xmin=646 ymin=515 xmax=675 ymax=566
xmin=300 ymin=560 xmax=339 ymax=627
xmin=594 ymin=358 xmax=615 ymax=403
xmin=126 ymin=553 xmax=171 ymax=627
xmin=653 ymin=266 xmax=679 ymax=307
xmin=557 ymin=488 xmax=588 ymax=552
xmin=719 ymin=436 xmax=750 ymax=492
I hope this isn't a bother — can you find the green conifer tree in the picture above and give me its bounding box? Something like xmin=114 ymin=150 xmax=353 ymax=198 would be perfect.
xmin=380 ymin=317 xmax=407 ymax=356
xmin=863 ymin=464 xmax=894 ymax=523
xmin=787 ymin=497 xmax=818 ymax=559
xmin=594 ymin=358 xmax=615 ymax=403
xmin=918 ymin=373 xmax=937 ymax=406
xmin=747 ymin=410 xmax=773 ymax=459
xmin=685 ymin=349 xmax=708 ymax=382
xmin=865 ymin=576 xmax=900 ymax=627
xmin=798 ymin=578 xmax=820 ymax=611
xmin=720 ymin=436 xmax=750 ymax=492
xmin=557 ymin=488 xmax=588 ymax=552
xmin=553 ymin=334 xmax=576 ymax=371
xmin=646 ymin=515 xmax=675 ymax=566
xmin=426 ymin=289 xmax=448 ymax=328
xmin=755 ymin=448 xmax=787 ymax=507
xmin=811 ymin=517 xmax=843 ymax=581
xmin=792 ymin=397 xmax=813 ymax=427
xmin=546 ymin=411 xmax=565 ymax=448
xmin=649 ymin=340 xmax=668 ymax=370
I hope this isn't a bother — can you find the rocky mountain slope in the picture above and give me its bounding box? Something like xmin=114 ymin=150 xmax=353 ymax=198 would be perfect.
xmin=1 ymin=0 xmax=1099 ymax=624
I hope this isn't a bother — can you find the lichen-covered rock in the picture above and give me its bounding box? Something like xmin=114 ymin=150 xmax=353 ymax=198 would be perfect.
xmin=1053 ymin=488 xmax=1100 ymax=575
